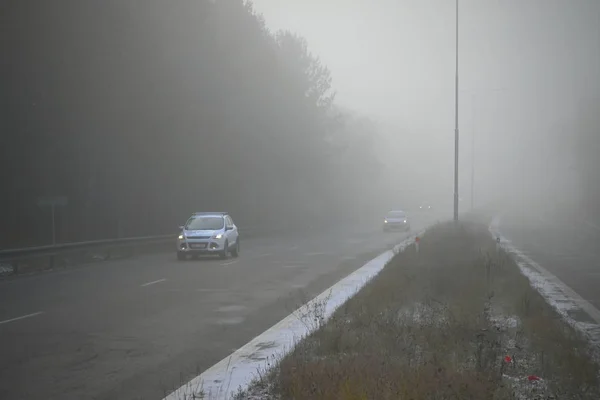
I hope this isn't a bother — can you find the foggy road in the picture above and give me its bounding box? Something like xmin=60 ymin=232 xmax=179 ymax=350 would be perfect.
xmin=499 ymin=213 xmax=600 ymax=310
xmin=0 ymin=212 xmax=440 ymax=400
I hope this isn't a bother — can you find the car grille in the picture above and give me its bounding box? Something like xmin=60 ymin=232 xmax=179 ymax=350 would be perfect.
xmin=186 ymin=236 xmax=211 ymax=239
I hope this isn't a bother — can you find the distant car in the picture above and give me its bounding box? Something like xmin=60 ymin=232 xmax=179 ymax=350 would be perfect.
xmin=383 ymin=210 xmax=411 ymax=232
xmin=419 ymin=204 xmax=433 ymax=211
xmin=177 ymin=212 xmax=240 ymax=260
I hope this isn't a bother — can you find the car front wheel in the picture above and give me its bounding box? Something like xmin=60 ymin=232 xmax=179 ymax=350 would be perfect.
xmin=231 ymin=240 xmax=240 ymax=258
xmin=219 ymin=241 xmax=229 ymax=259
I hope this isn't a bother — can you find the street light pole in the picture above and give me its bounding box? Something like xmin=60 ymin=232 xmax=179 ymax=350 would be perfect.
xmin=453 ymin=0 xmax=460 ymax=221
xmin=471 ymin=92 xmax=475 ymax=211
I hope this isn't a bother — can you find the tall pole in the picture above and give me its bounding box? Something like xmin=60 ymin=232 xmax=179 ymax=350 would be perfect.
xmin=453 ymin=0 xmax=460 ymax=221
xmin=51 ymin=203 xmax=56 ymax=246
xmin=471 ymin=93 xmax=475 ymax=211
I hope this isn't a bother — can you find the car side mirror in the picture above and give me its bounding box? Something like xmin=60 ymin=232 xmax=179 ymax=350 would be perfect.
xmin=178 ymin=225 xmax=184 ymax=230
xmin=225 ymin=226 xmax=233 ymax=231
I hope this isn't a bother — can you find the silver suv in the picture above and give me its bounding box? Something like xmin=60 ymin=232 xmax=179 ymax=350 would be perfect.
xmin=177 ymin=212 xmax=240 ymax=260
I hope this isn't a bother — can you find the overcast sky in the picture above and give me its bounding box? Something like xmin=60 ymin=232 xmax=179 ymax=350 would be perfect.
xmin=251 ymin=0 xmax=600 ymax=208
xmin=252 ymin=0 xmax=599 ymax=117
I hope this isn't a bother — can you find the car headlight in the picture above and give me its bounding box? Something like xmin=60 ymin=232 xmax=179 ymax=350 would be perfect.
xmin=384 ymin=220 xmax=388 ymax=224
xmin=178 ymin=234 xmax=184 ymax=240
xmin=213 ymin=233 xmax=224 ymax=239
xmin=403 ymin=220 xmax=407 ymax=223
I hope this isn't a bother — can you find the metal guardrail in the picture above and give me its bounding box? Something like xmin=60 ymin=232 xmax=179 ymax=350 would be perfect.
xmin=0 ymin=234 xmax=175 ymax=259
xmin=0 ymin=220 xmax=344 ymax=276
xmin=0 ymin=226 xmax=262 ymax=276
xmin=0 ymin=225 xmax=272 ymax=256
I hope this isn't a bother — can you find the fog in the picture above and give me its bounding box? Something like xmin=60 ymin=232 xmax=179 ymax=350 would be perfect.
xmin=2 ymin=0 xmax=599 ymax=247
xmin=253 ymin=0 xmax=600 ymax=216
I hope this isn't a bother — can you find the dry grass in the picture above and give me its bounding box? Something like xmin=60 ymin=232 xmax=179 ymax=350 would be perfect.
xmin=244 ymin=221 xmax=599 ymax=400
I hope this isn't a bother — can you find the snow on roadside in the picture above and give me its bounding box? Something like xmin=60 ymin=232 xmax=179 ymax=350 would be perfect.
xmin=0 ymin=263 xmax=14 ymax=276
xmin=490 ymin=216 xmax=600 ymax=354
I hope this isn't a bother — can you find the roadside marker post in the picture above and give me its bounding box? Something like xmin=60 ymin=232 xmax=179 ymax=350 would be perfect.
xmin=37 ymin=196 xmax=68 ymax=246
xmin=415 ymin=236 xmax=420 ymax=253
xmin=496 ymin=237 xmax=501 ymax=254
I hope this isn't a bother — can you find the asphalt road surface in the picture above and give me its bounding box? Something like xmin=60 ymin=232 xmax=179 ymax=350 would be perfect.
xmin=499 ymin=212 xmax=600 ymax=310
xmin=0 ymin=212 xmax=441 ymax=400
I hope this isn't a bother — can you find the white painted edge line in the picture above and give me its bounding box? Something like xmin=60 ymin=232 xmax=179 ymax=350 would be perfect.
xmin=220 ymin=261 xmax=238 ymax=266
xmin=304 ymin=251 xmax=327 ymax=256
xmin=489 ymin=216 xmax=600 ymax=347
xmin=0 ymin=311 xmax=44 ymax=325
xmin=163 ymin=232 xmax=423 ymax=400
xmin=140 ymin=278 xmax=166 ymax=287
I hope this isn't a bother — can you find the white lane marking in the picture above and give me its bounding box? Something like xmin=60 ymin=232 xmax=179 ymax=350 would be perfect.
xmin=0 ymin=312 xmax=44 ymax=325
xmin=163 ymin=233 xmax=422 ymax=400
xmin=305 ymin=251 xmax=327 ymax=256
xmin=291 ymin=283 xmax=306 ymax=289
xmin=141 ymin=278 xmax=166 ymax=287
xmin=221 ymin=260 xmax=238 ymax=266
xmin=216 ymin=305 xmax=247 ymax=312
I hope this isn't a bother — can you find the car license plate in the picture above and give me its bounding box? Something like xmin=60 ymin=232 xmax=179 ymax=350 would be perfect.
xmin=190 ymin=243 xmax=207 ymax=249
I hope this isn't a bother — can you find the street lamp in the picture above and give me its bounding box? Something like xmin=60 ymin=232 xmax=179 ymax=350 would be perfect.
xmin=453 ymin=0 xmax=460 ymax=221
xmin=470 ymin=92 xmax=475 ymax=211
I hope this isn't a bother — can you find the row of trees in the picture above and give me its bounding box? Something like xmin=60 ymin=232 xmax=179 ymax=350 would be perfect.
xmin=1 ymin=0 xmax=384 ymax=247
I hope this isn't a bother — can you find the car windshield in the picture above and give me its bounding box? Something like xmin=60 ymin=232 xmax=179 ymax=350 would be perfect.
xmin=387 ymin=212 xmax=405 ymax=218
xmin=185 ymin=216 xmax=224 ymax=230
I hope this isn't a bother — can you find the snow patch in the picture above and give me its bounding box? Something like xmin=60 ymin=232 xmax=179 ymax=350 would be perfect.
xmin=490 ymin=217 xmax=600 ymax=354
xmin=0 ymin=263 xmax=14 ymax=276
xmin=397 ymin=302 xmax=449 ymax=327
xmin=490 ymin=314 xmax=520 ymax=330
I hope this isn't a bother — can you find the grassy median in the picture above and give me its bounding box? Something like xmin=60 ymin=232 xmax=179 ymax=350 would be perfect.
xmin=241 ymin=221 xmax=599 ymax=399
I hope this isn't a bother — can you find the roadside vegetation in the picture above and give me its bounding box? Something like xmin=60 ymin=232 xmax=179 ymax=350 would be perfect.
xmin=2 ymin=0 xmax=383 ymax=248
xmin=240 ymin=221 xmax=599 ymax=399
